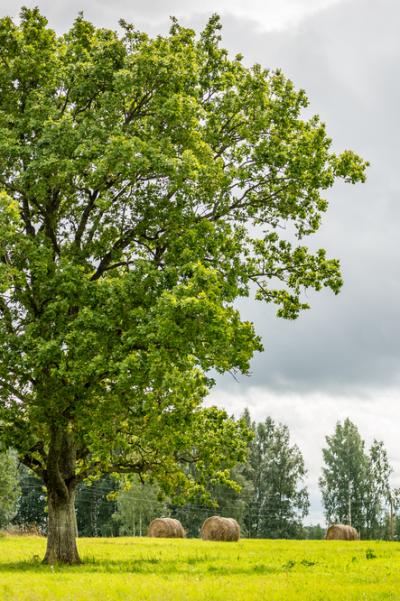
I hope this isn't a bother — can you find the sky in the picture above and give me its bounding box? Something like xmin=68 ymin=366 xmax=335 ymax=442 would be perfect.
xmin=1 ymin=0 xmax=399 ymax=524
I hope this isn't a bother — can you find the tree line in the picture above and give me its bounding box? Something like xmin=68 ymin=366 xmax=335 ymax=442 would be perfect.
xmin=1 ymin=414 xmax=398 ymax=539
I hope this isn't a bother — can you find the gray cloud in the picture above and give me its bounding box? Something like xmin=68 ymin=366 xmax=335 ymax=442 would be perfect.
xmin=0 ymin=0 xmax=345 ymax=33
xmin=210 ymin=0 xmax=400 ymax=396
xmin=208 ymin=1 xmax=400 ymax=521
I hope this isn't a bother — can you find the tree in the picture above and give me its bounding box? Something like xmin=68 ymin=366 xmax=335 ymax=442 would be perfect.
xmin=13 ymin=465 xmax=47 ymax=532
xmin=303 ymin=524 xmax=325 ymax=540
xmin=0 ymin=8 xmax=366 ymax=563
xmin=170 ymin=463 xmax=254 ymax=537
xmin=243 ymin=414 xmax=309 ymax=538
xmin=75 ymin=476 xmax=118 ymax=537
xmin=320 ymin=419 xmax=393 ymax=537
xmin=0 ymin=449 xmax=20 ymax=528
xmin=112 ymin=476 xmax=165 ymax=536
xmin=364 ymin=439 xmax=392 ymax=538
xmin=210 ymin=465 xmax=253 ymax=535
xmin=320 ymin=419 xmax=368 ymax=533
xmin=390 ymin=488 xmax=400 ymax=540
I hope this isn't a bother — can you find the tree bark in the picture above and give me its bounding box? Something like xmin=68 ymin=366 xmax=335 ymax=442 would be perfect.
xmin=43 ymin=489 xmax=80 ymax=564
xmin=42 ymin=426 xmax=81 ymax=564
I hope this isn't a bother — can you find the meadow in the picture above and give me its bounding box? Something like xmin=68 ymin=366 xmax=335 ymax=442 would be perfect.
xmin=0 ymin=536 xmax=399 ymax=601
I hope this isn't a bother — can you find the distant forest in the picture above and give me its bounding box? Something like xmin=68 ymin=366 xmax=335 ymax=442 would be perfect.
xmin=1 ymin=412 xmax=398 ymax=539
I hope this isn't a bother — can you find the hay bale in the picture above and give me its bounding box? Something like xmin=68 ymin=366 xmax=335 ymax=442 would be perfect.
xmin=147 ymin=518 xmax=185 ymax=538
xmin=201 ymin=516 xmax=240 ymax=541
xmin=325 ymin=524 xmax=359 ymax=540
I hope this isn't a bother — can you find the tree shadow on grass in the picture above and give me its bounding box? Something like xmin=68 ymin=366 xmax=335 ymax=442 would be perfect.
xmin=0 ymin=556 xmax=280 ymax=576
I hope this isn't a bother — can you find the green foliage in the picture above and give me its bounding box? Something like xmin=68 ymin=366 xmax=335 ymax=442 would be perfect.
xmin=0 ymin=449 xmax=20 ymax=528
xmin=364 ymin=440 xmax=392 ymax=538
xmin=242 ymin=413 xmax=309 ymax=538
xmin=0 ymin=8 xmax=367 ymax=510
xmin=320 ymin=419 xmax=368 ymax=532
xmin=12 ymin=465 xmax=46 ymax=531
xmin=112 ymin=476 xmax=165 ymax=536
xmin=75 ymin=476 xmax=119 ymax=537
xmin=207 ymin=464 xmax=254 ymax=534
xmin=170 ymin=463 xmax=254 ymax=537
xmin=303 ymin=524 xmax=325 ymax=540
xmin=320 ymin=419 xmax=393 ymax=538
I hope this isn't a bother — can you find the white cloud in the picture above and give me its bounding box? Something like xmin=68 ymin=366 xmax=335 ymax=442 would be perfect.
xmin=206 ymin=0 xmax=346 ymax=31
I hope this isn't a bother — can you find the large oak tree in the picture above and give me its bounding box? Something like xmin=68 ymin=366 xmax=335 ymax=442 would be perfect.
xmin=0 ymin=8 xmax=366 ymax=563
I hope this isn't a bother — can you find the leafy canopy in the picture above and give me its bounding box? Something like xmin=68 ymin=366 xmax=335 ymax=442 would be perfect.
xmin=0 ymin=9 xmax=367 ymax=496
xmin=320 ymin=419 xmax=393 ymax=537
xmin=0 ymin=449 xmax=20 ymax=528
xmin=242 ymin=413 xmax=309 ymax=538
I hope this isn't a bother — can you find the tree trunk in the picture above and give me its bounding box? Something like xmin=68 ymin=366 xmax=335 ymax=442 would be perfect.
xmin=42 ymin=426 xmax=81 ymax=564
xmin=43 ymin=489 xmax=80 ymax=564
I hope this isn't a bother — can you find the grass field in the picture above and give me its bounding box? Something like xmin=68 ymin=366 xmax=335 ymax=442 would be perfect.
xmin=0 ymin=536 xmax=400 ymax=600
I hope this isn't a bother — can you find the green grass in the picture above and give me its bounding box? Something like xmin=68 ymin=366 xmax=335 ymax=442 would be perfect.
xmin=0 ymin=536 xmax=400 ymax=600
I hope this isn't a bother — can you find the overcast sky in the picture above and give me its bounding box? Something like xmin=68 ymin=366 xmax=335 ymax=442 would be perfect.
xmin=1 ymin=0 xmax=399 ymax=524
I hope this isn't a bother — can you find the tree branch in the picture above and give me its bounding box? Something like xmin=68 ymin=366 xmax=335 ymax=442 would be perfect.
xmin=20 ymin=196 xmax=36 ymax=237
xmin=74 ymin=189 xmax=99 ymax=247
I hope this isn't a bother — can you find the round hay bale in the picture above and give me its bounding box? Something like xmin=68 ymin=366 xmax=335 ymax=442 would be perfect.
xmin=325 ymin=524 xmax=359 ymax=540
xmin=147 ymin=518 xmax=185 ymax=538
xmin=201 ymin=516 xmax=240 ymax=542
